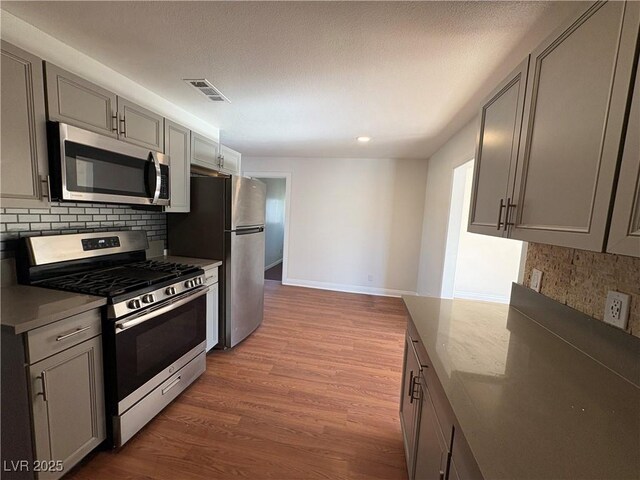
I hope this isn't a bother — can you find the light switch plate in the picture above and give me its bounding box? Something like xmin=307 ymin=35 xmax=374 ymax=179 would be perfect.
xmin=604 ymin=291 xmax=630 ymax=329
xmin=530 ymin=269 xmax=543 ymax=292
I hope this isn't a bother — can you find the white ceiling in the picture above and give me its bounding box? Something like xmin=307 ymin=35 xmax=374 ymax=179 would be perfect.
xmin=2 ymin=1 xmax=584 ymax=159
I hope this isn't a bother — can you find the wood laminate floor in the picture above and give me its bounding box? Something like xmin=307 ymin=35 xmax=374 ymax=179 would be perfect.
xmin=68 ymin=281 xmax=409 ymax=480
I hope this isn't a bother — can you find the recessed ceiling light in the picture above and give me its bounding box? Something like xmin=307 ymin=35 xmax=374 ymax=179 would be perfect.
xmin=357 ymin=136 xmax=371 ymax=143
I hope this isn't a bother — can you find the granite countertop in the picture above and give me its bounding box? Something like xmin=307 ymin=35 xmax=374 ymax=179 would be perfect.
xmin=1 ymin=285 xmax=106 ymax=334
xmin=153 ymin=255 xmax=222 ymax=270
xmin=402 ymin=295 xmax=640 ymax=480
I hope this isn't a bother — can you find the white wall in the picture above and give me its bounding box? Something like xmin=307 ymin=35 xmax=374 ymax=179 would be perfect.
xmin=243 ymin=157 xmax=428 ymax=296
xmin=258 ymin=177 xmax=286 ymax=269
xmin=416 ymin=118 xmax=477 ymax=297
xmin=450 ymin=161 xmax=523 ymax=303
xmin=0 ymin=11 xmax=219 ymax=140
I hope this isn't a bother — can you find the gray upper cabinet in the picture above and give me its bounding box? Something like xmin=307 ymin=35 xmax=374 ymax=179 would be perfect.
xmin=510 ymin=1 xmax=640 ymax=251
xmin=1 ymin=41 xmax=49 ymax=208
xmin=468 ymin=59 xmax=528 ymax=237
xmin=191 ymin=131 xmax=220 ymax=171
xmin=29 ymin=335 xmax=105 ymax=480
xmin=45 ymin=62 xmax=117 ymax=138
xmin=219 ymin=144 xmax=242 ymax=175
xmin=45 ymin=63 xmax=165 ymax=152
xmin=607 ymin=64 xmax=640 ymax=257
xmin=117 ymin=97 xmax=164 ymax=151
xmin=165 ymin=120 xmax=191 ymax=213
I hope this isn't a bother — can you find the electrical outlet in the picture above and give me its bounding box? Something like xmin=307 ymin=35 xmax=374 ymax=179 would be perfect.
xmin=604 ymin=291 xmax=630 ymax=329
xmin=530 ymin=269 xmax=543 ymax=292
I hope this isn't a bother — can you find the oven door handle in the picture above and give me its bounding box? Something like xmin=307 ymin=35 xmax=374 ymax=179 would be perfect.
xmin=115 ymin=287 xmax=208 ymax=333
xmin=149 ymin=151 xmax=162 ymax=205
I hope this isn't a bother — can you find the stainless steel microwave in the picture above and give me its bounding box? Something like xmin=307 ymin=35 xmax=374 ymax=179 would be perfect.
xmin=47 ymin=122 xmax=170 ymax=206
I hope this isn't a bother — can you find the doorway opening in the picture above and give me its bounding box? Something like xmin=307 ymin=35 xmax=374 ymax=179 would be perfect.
xmin=442 ymin=160 xmax=525 ymax=303
xmin=252 ymin=176 xmax=288 ymax=283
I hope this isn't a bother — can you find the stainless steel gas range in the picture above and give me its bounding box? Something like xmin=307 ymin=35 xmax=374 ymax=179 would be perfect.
xmin=17 ymin=230 xmax=207 ymax=447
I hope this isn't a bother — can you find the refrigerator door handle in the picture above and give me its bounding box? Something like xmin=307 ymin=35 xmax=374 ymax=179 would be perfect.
xmin=234 ymin=226 xmax=264 ymax=235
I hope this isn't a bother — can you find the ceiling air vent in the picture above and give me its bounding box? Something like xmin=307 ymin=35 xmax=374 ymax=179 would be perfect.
xmin=184 ymin=78 xmax=230 ymax=103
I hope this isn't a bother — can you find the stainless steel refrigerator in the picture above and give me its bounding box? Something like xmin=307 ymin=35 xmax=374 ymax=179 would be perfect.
xmin=168 ymin=175 xmax=266 ymax=348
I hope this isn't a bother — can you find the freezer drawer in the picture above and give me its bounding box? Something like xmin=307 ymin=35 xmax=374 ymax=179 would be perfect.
xmin=227 ymin=229 xmax=265 ymax=347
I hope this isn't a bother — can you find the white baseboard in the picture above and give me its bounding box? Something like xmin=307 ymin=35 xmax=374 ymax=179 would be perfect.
xmin=265 ymin=259 xmax=283 ymax=271
xmin=453 ymin=291 xmax=510 ymax=304
xmin=283 ymin=277 xmax=416 ymax=298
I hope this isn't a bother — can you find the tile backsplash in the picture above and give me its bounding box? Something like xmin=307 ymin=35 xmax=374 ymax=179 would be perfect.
xmin=0 ymin=202 xmax=166 ymax=257
xmin=522 ymin=243 xmax=640 ymax=338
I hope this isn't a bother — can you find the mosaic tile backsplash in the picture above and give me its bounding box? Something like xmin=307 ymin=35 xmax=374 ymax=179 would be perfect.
xmin=522 ymin=243 xmax=640 ymax=338
xmin=0 ymin=201 xmax=167 ymax=256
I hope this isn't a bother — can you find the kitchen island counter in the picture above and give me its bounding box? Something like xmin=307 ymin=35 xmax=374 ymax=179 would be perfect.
xmin=402 ymin=292 xmax=639 ymax=480
xmin=1 ymin=284 xmax=106 ymax=334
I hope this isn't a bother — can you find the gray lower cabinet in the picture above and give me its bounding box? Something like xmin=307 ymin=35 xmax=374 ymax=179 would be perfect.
xmin=205 ymin=266 xmax=219 ymax=351
xmin=400 ymin=335 xmax=421 ymax=477
xmin=117 ymin=97 xmax=164 ymax=151
xmin=468 ymin=58 xmax=528 ymax=237
xmin=191 ymin=132 xmax=220 ymax=171
xmin=607 ymin=59 xmax=640 ymax=257
xmin=510 ymin=0 xmax=639 ymax=251
xmin=45 ymin=62 xmax=118 ymax=138
xmin=1 ymin=309 xmax=106 ymax=480
xmin=164 ymin=121 xmax=191 ymax=213
xmin=401 ymin=327 xmax=482 ymax=480
xmin=29 ymin=335 xmax=105 ymax=480
xmin=1 ymin=41 xmax=49 ymax=208
xmin=413 ymin=377 xmax=449 ymax=480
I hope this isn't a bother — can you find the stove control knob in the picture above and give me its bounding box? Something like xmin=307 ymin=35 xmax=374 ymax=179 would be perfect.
xmin=184 ymin=280 xmax=194 ymax=288
xmin=165 ymin=286 xmax=176 ymax=296
xmin=128 ymin=299 xmax=141 ymax=309
xmin=196 ymin=277 xmax=203 ymax=285
xmin=142 ymin=294 xmax=155 ymax=304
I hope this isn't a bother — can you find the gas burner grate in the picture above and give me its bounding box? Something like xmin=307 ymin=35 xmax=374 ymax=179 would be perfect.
xmin=127 ymin=260 xmax=200 ymax=276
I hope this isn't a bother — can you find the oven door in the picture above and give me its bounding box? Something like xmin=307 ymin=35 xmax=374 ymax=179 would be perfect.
xmin=112 ymin=288 xmax=207 ymax=410
xmin=49 ymin=122 xmax=169 ymax=206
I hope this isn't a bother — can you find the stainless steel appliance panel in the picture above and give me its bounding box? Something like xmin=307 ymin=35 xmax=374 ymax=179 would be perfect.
xmin=112 ymin=291 xmax=206 ymax=404
xmin=230 ymin=176 xmax=266 ymax=230
xmin=49 ymin=122 xmax=169 ymax=206
xmin=227 ymin=228 xmax=265 ymax=347
xmin=114 ymin=349 xmax=205 ymax=446
xmin=23 ymin=230 xmax=148 ymax=266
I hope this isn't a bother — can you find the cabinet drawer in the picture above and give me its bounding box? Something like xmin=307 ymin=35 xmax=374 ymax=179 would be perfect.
xmin=204 ymin=266 xmax=218 ymax=285
xmin=26 ymin=309 xmax=101 ymax=364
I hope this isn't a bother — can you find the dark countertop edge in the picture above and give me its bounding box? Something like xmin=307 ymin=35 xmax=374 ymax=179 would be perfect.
xmin=2 ymin=296 xmax=107 ymax=335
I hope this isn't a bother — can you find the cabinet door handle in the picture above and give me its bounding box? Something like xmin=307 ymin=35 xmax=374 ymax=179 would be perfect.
xmin=119 ymin=116 xmax=126 ymax=137
xmin=439 ymin=470 xmax=445 ymax=480
xmin=40 ymin=371 xmax=48 ymax=402
xmin=111 ymin=114 xmax=118 ymax=132
xmin=408 ymin=370 xmax=414 ymax=398
xmin=504 ymin=197 xmax=516 ymax=231
xmin=410 ymin=375 xmax=420 ymax=403
xmin=161 ymin=376 xmax=182 ymax=395
xmin=56 ymin=325 xmax=91 ymax=341
xmin=496 ymin=198 xmax=505 ymax=230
